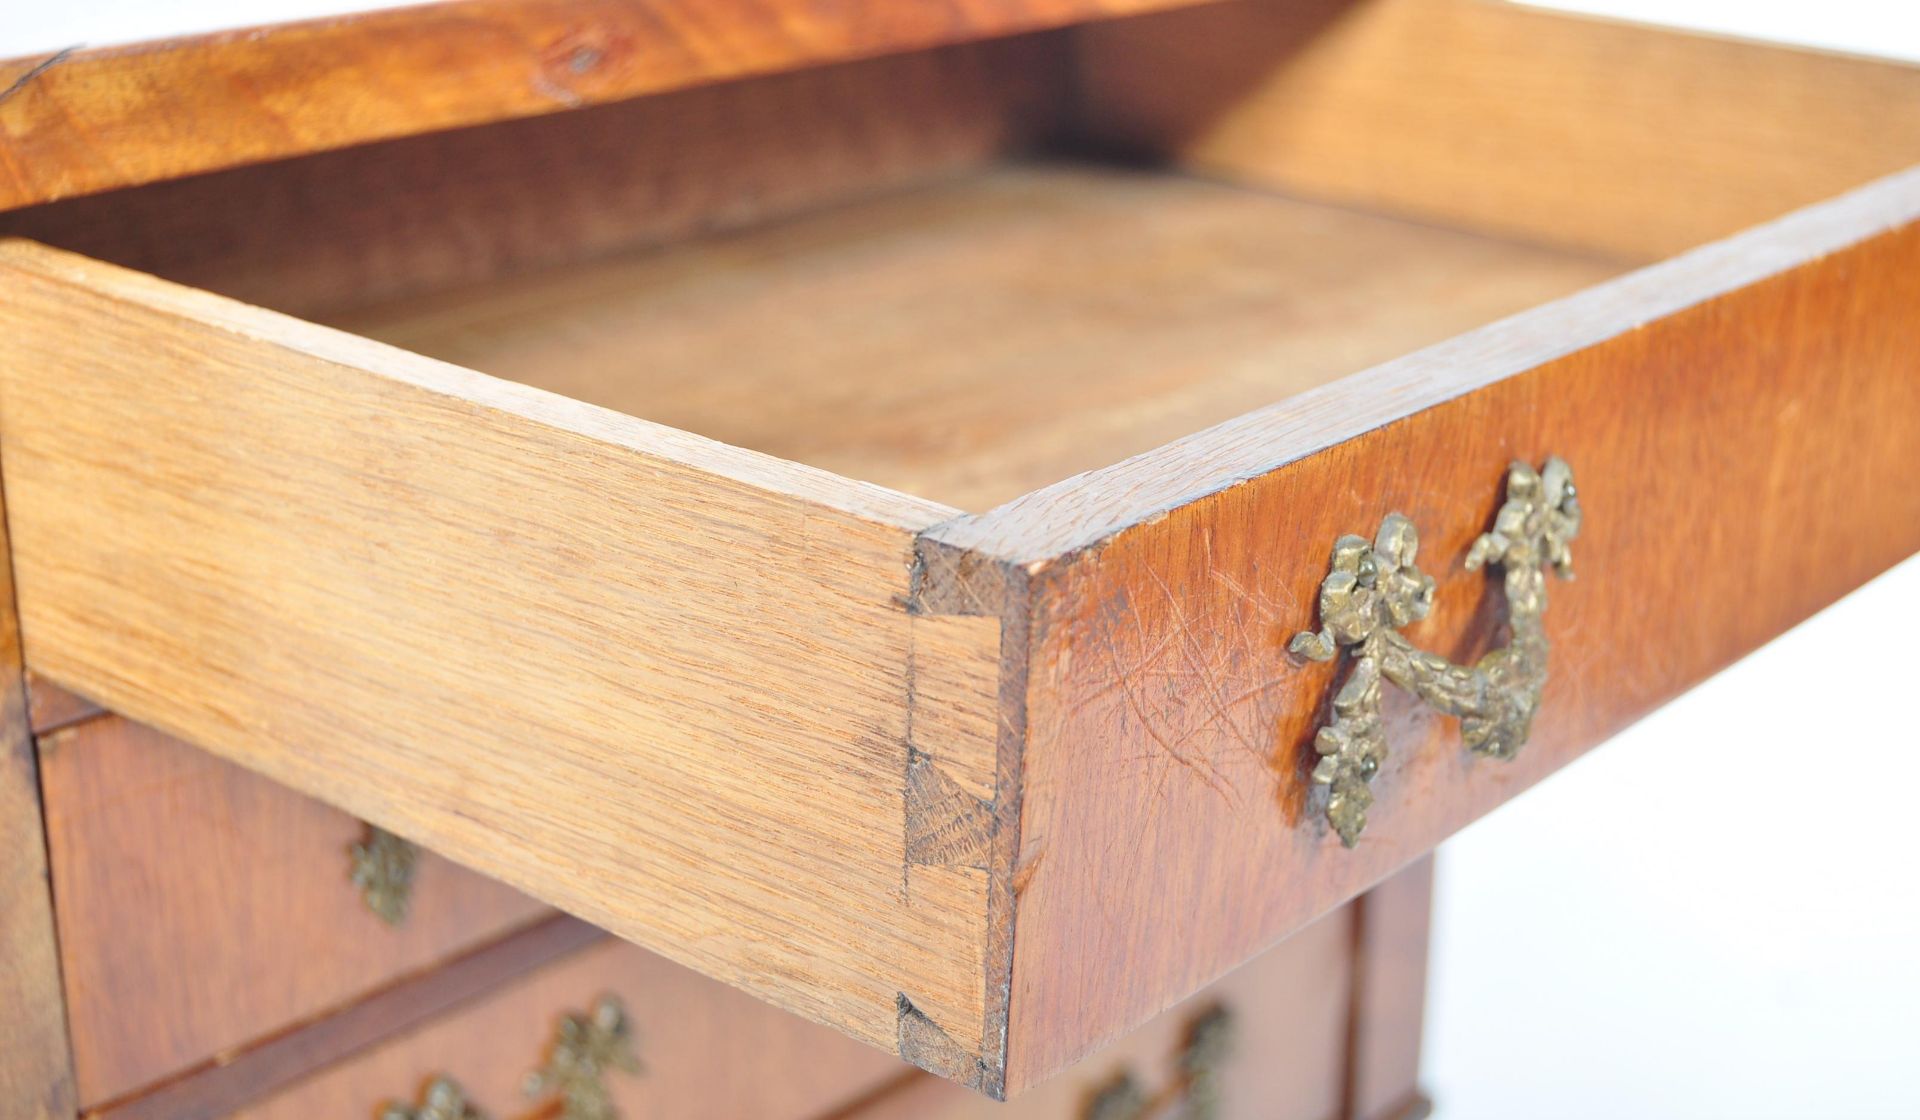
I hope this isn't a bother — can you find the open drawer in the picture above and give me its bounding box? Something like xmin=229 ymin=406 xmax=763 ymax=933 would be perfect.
xmin=3 ymin=0 xmax=1919 ymax=1100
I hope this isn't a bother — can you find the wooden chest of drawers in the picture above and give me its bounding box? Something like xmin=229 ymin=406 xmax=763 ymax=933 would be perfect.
xmin=2 ymin=0 xmax=1916 ymax=1116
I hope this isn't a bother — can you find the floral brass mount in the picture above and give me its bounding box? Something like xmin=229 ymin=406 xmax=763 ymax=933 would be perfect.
xmin=380 ymin=1079 xmax=484 ymax=1120
xmin=1289 ymin=457 xmax=1581 ymax=847
xmin=1083 ymin=1004 xmax=1236 ymax=1120
xmin=350 ymin=824 xmax=419 ymax=925
xmin=523 ymin=996 xmax=645 ymax=1120
xmin=380 ymin=995 xmax=640 ymax=1120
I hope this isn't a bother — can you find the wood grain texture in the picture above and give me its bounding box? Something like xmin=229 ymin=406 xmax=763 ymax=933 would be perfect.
xmin=226 ymin=935 xmax=908 ymax=1120
xmin=0 ymin=441 xmax=75 ymax=1120
xmin=0 ymin=0 xmax=1217 ymax=209
xmin=1073 ymin=0 xmax=1920 ymax=260
xmin=38 ymin=714 xmax=551 ymax=1108
xmin=942 ymin=170 xmax=1920 ymax=1090
xmin=335 ymin=163 xmax=1615 ymax=511
xmin=1 ymin=39 xmax=1068 ymax=321
xmin=97 ymin=915 xmax=604 ymax=1120
xmin=4 ymin=27 xmax=1909 ymax=1092
xmin=1346 ymin=858 xmax=1432 ymax=1120
xmin=0 ymin=242 xmax=1006 ymax=1085
xmin=833 ymin=906 xmax=1352 ymax=1120
xmin=22 ymin=673 xmax=101 ymax=735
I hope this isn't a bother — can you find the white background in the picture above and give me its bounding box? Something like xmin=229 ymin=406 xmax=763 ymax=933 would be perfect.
xmin=4 ymin=0 xmax=1919 ymax=61
xmin=1420 ymin=8 xmax=1920 ymax=1118
xmin=1427 ymin=557 xmax=1920 ymax=1119
xmin=7 ymin=2 xmax=1918 ymax=1117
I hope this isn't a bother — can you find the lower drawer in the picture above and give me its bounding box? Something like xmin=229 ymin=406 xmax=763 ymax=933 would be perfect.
xmin=42 ymin=709 xmax=1420 ymax=1119
xmin=37 ymin=714 xmax=551 ymax=1106
xmin=222 ymin=888 xmax=1359 ymax=1120
xmin=844 ymin=906 xmax=1356 ymax=1120
xmin=225 ymin=934 xmax=908 ymax=1120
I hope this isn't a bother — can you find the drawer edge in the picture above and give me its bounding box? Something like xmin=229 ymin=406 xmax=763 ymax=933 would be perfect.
xmin=0 ymin=462 xmax=77 ymax=1120
xmin=926 ymin=164 xmax=1920 ymax=566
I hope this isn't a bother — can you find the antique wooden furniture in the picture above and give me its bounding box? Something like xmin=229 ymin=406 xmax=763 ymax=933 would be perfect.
xmin=3 ymin=0 xmax=1917 ymax=1116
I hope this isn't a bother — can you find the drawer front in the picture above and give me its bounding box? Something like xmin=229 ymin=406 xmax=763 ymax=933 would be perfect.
xmin=226 ymin=935 xmax=906 ymax=1120
xmin=38 ymin=713 xmax=550 ymax=1106
xmin=847 ymin=905 xmax=1355 ymax=1120
xmin=921 ymin=169 xmax=1920 ymax=1086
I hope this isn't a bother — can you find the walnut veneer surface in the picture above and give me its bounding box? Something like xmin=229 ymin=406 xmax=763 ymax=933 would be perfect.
xmin=37 ymin=715 xmax=551 ymax=1108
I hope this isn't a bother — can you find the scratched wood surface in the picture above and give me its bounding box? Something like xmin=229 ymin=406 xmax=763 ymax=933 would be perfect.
xmin=921 ymin=172 xmax=1920 ymax=1089
xmin=0 ymin=241 xmax=1006 ymax=1089
xmin=0 ymin=0 xmax=1220 ymax=209
xmin=0 ymin=444 xmax=75 ymax=1120
xmin=0 ymin=38 xmax=1068 ymax=322
xmin=12 ymin=162 xmax=1920 ymax=1104
xmin=38 ymin=713 xmax=551 ymax=1108
xmin=227 ymin=936 xmax=908 ymax=1120
xmin=336 ymin=163 xmax=1616 ymax=512
xmin=1075 ymin=0 xmax=1920 ymax=260
xmin=3 ymin=3 xmax=1916 ymax=1097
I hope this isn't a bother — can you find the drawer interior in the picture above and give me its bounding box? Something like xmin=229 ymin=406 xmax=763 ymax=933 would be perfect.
xmin=4 ymin=0 xmax=1906 ymax=514
xmin=328 ymin=162 xmax=1617 ymax=511
xmin=0 ymin=15 xmax=1654 ymax=516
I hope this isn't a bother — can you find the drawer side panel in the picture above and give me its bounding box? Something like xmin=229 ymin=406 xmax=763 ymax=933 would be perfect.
xmin=0 ymin=243 xmax=1002 ymax=1081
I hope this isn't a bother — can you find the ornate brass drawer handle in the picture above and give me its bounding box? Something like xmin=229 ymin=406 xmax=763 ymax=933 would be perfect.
xmin=525 ymin=995 xmax=644 ymax=1120
xmin=1083 ymin=1003 xmax=1236 ymax=1120
xmin=1289 ymin=457 xmax=1582 ymax=846
xmin=350 ymin=824 xmax=419 ymax=925
xmin=376 ymin=995 xmax=641 ymax=1120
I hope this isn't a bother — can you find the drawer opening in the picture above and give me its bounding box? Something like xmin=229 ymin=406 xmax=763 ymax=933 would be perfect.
xmin=10 ymin=0 xmax=1900 ymax=515
xmin=326 ymin=160 xmax=1621 ymax=512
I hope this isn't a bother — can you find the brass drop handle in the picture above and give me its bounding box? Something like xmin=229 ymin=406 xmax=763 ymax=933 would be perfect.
xmin=376 ymin=995 xmax=641 ymax=1120
xmin=1289 ymin=457 xmax=1582 ymax=846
